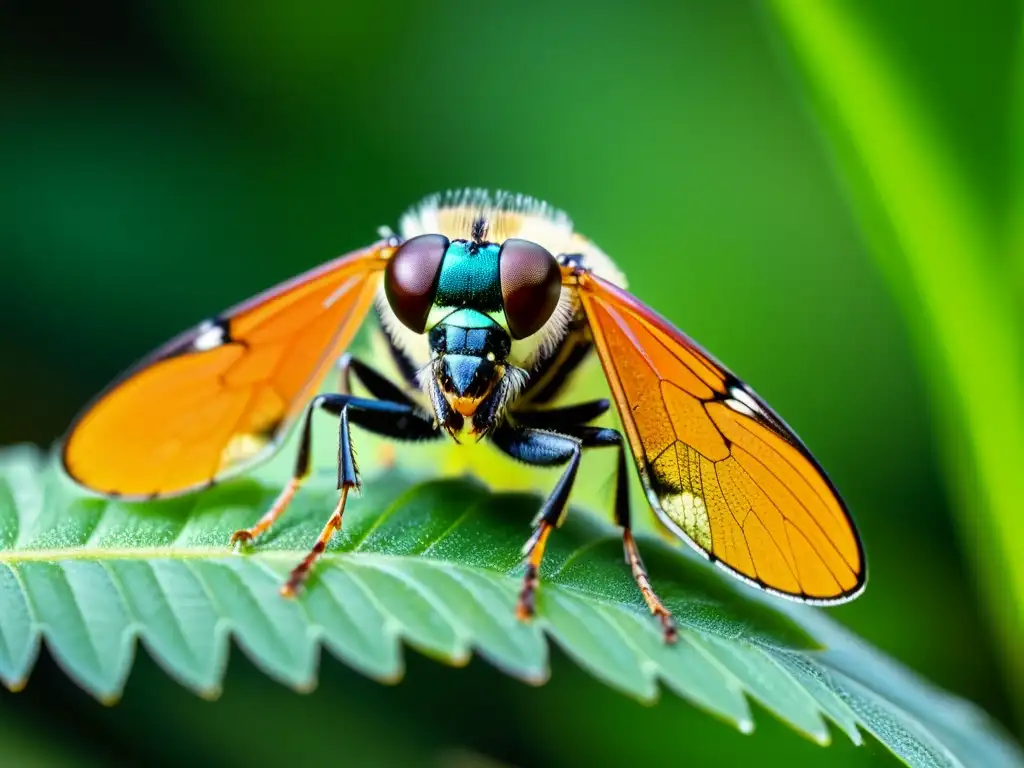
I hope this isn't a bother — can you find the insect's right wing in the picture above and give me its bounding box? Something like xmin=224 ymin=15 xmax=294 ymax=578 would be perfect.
xmin=573 ymin=269 xmax=865 ymax=603
xmin=62 ymin=241 xmax=394 ymax=499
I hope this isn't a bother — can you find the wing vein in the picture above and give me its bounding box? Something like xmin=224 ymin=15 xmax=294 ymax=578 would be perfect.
xmin=731 ymin=417 xmax=840 ymax=529
xmin=63 ymin=245 xmax=385 ymax=498
xmin=576 ymin=272 xmax=862 ymax=600
xmin=730 ymin=420 xmax=855 ymax=572
xmin=732 ymin=447 xmax=850 ymax=584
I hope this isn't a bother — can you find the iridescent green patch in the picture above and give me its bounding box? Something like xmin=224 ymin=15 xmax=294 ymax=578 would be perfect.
xmin=434 ymin=241 xmax=502 ymax=312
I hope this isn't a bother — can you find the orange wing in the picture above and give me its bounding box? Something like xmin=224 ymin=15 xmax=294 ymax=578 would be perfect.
xmin=575 ymin=271 xmax=865 ymax=603
xmin=63 ymin=242 xmax=393 ymax=499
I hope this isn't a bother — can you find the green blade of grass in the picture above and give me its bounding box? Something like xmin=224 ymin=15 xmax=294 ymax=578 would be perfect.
xmin=766 ymin=0 xmax=1024 ymax=703
xmin=1012 ymin=18 xmax=1024 ymax=293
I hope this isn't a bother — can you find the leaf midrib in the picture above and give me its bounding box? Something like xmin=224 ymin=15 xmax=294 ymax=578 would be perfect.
xmin=0 ymin=546 xmax=672 ymax=625
xmin=0 ymin=546 xmax=510 ymax=565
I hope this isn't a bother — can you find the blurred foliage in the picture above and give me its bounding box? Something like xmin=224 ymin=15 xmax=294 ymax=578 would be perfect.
xmin=0 ymin=0 xmax=1021 ymax=765
xmin=765 ymin=0 xmax=1024 ymax=711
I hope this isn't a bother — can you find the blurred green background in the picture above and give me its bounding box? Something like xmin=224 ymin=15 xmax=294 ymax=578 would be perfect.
xmin=1 ymin=1 xmax=1021 ymax=765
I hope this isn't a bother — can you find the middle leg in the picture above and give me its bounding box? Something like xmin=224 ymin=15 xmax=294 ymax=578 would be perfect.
xmin=559 ymin=424 xmax=677 ymax=643
xmin=493 ymin=415 xmax=678 ymax=643
xmin=231 ymin=356 xmax=440 ymax=596
xmin=490 ymin=423 xmax=582 ymax=621
xmin=280 ymin=391 xmax=440 ymax=597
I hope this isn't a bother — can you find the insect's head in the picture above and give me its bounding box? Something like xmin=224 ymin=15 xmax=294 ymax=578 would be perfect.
xmin=383 ymin=231 xmax=562 ymax=438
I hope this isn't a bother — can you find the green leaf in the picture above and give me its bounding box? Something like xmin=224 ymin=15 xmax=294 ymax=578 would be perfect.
xmin=0 ymin=446 xmax=1019 ymax=767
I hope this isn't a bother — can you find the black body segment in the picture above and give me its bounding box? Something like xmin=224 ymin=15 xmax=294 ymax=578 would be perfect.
xmin=428 ymin=316 xmax=511 ymax=359
xmin=425 ymin=307 xmax=526 ymax=439
xmin=429 ymin=315 xmax=512 ymax=402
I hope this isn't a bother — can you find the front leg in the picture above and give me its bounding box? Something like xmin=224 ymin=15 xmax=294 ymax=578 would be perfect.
xmin=230 ymin=357 xmax=440 ymax=596
xmin=490 ymin=423 xmax=585 ymax=620
xmin=280 ymin=393 xmax=439 ymax=596
xmin=492 ymin=414 xmax=678 ymax=643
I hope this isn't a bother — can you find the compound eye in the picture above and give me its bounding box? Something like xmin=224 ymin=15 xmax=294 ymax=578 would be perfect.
xmin=384 ymin=234 xmax=449 ymax=333
xmin=499 ymin=238 xmax=561 ymax=339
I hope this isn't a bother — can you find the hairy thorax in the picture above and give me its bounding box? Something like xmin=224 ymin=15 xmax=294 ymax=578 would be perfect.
xmin=373 ymin=190 xmax=627 ymax=423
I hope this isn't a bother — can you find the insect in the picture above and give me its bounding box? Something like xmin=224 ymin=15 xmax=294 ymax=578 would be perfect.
xmin=62 ymin=189 xmax=866 ymax=641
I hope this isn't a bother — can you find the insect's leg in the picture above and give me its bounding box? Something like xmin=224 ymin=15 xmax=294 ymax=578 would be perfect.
xmin=562 ymin=425 xmax=678 ymax=644
xmin=490 ymin=425 xmax=583 ymax=620
xmin=228 ymin=394 xmax=333 ymax=547
xmin=336 ymin=353 xmax=419 ymax=402
xmin=230 ymin=357 xmax=434 ymax=546
xmin=337 ymin=324 xmax=421 ymax=395
xmin=511 ymin=398 xmax=610 ymax=430
xmin=336 ymin=353 xmax=355 ymax=395
xmin=281 ymin=392 xmax=439 ymax=597
xmin=336 ymin=353 xmax=421 ymax=468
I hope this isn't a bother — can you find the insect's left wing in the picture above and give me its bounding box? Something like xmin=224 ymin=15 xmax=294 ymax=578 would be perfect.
xmin=63 ymin=242 xmax=393 ymax=499
xmin=573 ymin=270 xmax=865 ymax=603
